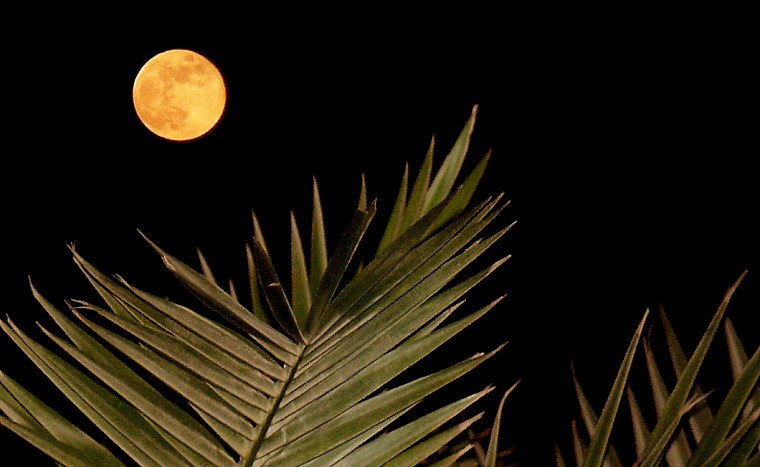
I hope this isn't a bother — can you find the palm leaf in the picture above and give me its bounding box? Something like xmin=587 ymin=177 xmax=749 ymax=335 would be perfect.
xmin=725 ymin=316 xmax=760 ymax=421
xmin=558 ymin=270 xmax=758 ymax=466
xmin=484 ymin=380 xmax=520 ymax=467
xmin=657 ymin=304 xmax=714 ymax=444
xmin=626 ymin=387 xmax=650 ymax=457
xmin=581 ymin=310 xmax=649 ymax=467
xmin=641 ymin=334 xmax=692 ymax=465
xmin=555 ymin=442 xmax=569 ymax=467
xmin=1 ymin=106 xmax=513 ymax=466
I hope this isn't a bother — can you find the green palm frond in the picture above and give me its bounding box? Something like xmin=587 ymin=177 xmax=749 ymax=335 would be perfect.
xmin=555 ymin=271 xmax=760 ymax=467
xmin=0 ymin=105 xmax=517 ymax=466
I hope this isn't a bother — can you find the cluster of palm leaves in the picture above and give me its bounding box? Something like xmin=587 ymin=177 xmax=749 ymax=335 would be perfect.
xmin=1 ymin=105 xmax=757 ymax=466
xmin=551 ymin=271 xmax=760 ymax=466
xmin=0 ymin=105 xmax=520 ymax=466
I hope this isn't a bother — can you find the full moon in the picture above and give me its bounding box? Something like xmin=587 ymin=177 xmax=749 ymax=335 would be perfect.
xmin=133 ymin=49 xmax=227 ymax=142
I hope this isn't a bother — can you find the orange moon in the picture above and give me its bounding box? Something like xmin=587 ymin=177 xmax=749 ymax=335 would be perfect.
xmin=133 ymin=49 xmax=227 ymax=141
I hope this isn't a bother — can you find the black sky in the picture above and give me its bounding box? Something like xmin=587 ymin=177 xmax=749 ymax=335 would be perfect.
xmin=3 ymin=8 xmax=758 ymax=465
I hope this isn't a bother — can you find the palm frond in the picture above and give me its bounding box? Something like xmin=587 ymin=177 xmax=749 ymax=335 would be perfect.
xmin=554 ymin=270 xmax=759 ymax=466
xmin=1 ymin=105 xmax=516 ymax=466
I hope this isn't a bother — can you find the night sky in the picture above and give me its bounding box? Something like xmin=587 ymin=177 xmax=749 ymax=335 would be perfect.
xmin=3 ymin=8 xmax=757 ymax=465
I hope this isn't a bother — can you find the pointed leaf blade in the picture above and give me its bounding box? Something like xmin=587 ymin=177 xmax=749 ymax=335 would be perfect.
xmin=582 ymin=309 xmax=649 ymax=467
xmin=290 ymin=212 xmax=311 ymax=332
xmin=422 ymin=104 xmax=478 ymax=214
xmin=309 ymin=177 xmax=328 ymax=294
xmin=485 ymin=380 xmax=520 ymax=467
xmin=399 ymin=137 xmax=434 ymax=233
xmin=377 ymin=162 xmax=409 ymax=255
